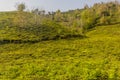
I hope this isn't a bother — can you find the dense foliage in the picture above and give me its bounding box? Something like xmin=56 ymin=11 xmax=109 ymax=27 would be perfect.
xmin=0 ymin=12 xmax=82 ymax=42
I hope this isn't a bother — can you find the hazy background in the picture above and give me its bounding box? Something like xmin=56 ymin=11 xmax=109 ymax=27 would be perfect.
xmin=0 ymin=0 xmax=117 ymax=12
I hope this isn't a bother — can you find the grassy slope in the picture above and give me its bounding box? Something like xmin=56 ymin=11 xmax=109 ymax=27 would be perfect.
xmin=0 ymin=24 xmax=120 ymax=80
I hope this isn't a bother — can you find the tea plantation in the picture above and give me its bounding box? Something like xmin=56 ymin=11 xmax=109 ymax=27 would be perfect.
xmin=0 ymin=24 xmax=120 ymax=80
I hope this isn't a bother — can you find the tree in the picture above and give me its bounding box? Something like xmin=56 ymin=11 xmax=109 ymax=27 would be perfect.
xmin=84 ymin=4 xmax=89 ymax=9
xmin=16 ymin=3 xmax=26 ymax=12
xmin=32 ymin=8 xmax=39 ymax=14
xmin=55 ymin=10 xmax=62 ymax=22
xmin=81 ymin=9 xmax=96 ymax=31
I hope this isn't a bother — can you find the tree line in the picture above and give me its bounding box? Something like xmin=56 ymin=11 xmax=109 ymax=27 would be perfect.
xmin=15 ymin=1 xmax=120 ymax=32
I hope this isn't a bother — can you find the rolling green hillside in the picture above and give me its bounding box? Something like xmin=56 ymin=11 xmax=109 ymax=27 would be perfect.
xmin=0 ymin=24 xmax=120 ymax=80
xmin=0 ymin=1 xmax=120 ymax=80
